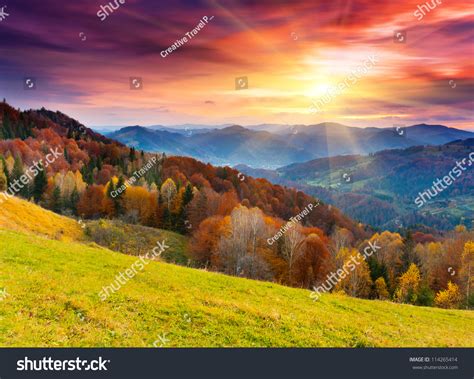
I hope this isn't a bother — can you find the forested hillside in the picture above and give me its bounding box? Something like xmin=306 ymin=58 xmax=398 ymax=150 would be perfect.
xmin=240 ymin=140 xmax=474 ymax=231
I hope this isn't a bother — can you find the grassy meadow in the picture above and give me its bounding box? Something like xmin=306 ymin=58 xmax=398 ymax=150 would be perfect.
xmin=0 ymin=197 xmax=473 ymax=347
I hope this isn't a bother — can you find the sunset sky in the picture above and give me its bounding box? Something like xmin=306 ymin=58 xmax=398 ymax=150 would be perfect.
xmin=0 ymin=0 xmax=473 ymax=130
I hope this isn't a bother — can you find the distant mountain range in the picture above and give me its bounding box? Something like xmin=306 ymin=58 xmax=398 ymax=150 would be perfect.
xmin=238 ymin=139 xmax=474 ymax=231
xmin=106 ymin=123 xmax=473 ymax=168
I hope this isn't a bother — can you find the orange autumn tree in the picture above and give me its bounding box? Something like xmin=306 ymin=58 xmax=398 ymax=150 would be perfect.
xmin=189 ymin=215 xmax=227 ymax=266
xmin=216 ymin=190 xmax=239 ymax=216
xmin=292 ymin=233 xmax=331 ymax=289
xmin=123 ymin=186 xmax=157 ymax=225
xmin=77 ymin=185 xmax=105 ymax=218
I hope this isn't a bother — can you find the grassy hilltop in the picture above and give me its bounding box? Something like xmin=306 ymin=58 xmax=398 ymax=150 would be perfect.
xmin=0 ymin=198 xmax=473 ymax=347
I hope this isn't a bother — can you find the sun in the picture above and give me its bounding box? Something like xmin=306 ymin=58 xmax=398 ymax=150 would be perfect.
xmin=306 ymin=83 xmax=334 ymax=99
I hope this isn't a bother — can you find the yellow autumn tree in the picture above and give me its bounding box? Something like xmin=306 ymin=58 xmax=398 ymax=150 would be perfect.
xmin=0 ymin=160 xmax=6 ymax=191
xmin=435 ymin=282 xmax=462 ymax=309
xmin=375 ymin=277 xmax=390 ymax=300
xmin=171 ymin=186 xmax=186 ymax=214
xmin=53 ymin=172 xmax=64 ymax=191
xmin=455 ymin=224 xmax=467 ymax=233
xmin=74 ymin=171 xmax=87 ymax=193
xmin=395 ymin=263 xmax=421 ymax=304
xmin=160 ymin=178 xmax=177 ymax=210
xmin=461 ymin=241 xmax=474 ymax=302
xmin=62 ymin=171 xmax=76 ymax=198
xmin=5 ymin=155 xmax=14 ymax=174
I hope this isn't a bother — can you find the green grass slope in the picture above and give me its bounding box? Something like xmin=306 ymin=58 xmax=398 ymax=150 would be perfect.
xmin=0 ymin=196 xmax=188 ymax=264
xmin=1 ymin=229 xmax=473 ymax=347
xmin=85 ymin=219 xmax=189 ymax=265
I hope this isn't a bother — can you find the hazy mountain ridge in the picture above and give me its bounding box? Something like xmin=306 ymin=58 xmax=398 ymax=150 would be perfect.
xmin=238 ymin=139 xmax=474 ymax=231
xmin=108 ymin=123 xmax=473 ymax=168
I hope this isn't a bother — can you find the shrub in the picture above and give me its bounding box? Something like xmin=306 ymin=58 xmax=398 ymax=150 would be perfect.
xmin=466 ymin=293 xmax=474 ymax=310
xmin=416 ymin=285 xmax=435 ymax=307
